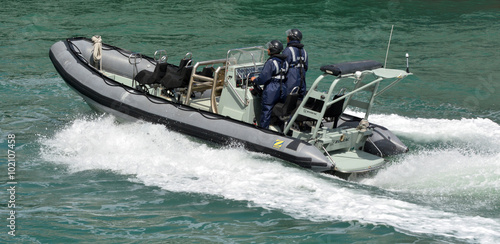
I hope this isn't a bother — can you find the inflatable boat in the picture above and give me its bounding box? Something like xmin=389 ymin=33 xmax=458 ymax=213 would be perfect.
xmin=49 ymin=36 xmax=412 ymax=178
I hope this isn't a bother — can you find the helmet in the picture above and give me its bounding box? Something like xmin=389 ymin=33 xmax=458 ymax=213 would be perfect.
xmin=266 ymin=40 xmax=283 ymax=55
xmin=286 ymin=28 xmax=302 ymax=41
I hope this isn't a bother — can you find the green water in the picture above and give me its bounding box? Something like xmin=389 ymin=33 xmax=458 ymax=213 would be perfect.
xmin=1 ymin=0 xmax=500 ymax=243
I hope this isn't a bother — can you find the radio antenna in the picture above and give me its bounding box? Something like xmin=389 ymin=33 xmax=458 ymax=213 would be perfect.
xmin=384 ymin=25 xmax=394 ymax=68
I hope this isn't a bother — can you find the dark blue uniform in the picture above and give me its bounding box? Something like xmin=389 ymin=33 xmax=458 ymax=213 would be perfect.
xmin=283 ymin=40 xmax=308 ymax=97
xmin=253 ymin=55 xmax=288 ymax=129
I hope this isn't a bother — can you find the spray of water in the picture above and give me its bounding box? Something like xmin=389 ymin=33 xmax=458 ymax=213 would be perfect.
xmin=40 ymin=114 xmax=500 ymax=243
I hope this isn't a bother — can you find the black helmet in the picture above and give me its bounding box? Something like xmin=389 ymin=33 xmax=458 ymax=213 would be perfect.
xmin=286 ymin=28 xmax=302 ymax=41
xmin=266 ymin=40 xmax=283 ymax=55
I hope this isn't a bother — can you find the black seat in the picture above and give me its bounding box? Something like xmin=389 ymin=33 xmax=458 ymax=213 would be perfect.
xmin=178 ymin=57 xmax=191 ymax=69
xmin=195 ymin=66 xmax=214 ymax=80
xmin=292 ymin=92 xmax=345 ymax=129
xmin=324 ymin=94 xmax=345 ymax=128
xmin=271 ymin=87 xmax=300 ymax=125
xmin=294 ymin=97 xmax=324 ymax=123
xmin=135 ymin=62 xmax=169 ymax=85
xmin=160 ymin=58 xmax=193 ymax=90
xmin=272 ymin=93 xmax=299 ymax=119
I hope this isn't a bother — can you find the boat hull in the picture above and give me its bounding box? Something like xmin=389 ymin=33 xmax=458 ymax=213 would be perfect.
xmin=49 ymin=39 xmax=335 ymax=172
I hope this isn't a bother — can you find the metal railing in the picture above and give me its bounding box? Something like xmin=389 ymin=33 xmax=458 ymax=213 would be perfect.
xmin=184 ymin=58 xmax=227 ymax=106
xmin=283 ymin=69 xmax=411 ymax=138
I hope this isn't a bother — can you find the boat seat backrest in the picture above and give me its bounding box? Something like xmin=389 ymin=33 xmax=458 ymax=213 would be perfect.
xmin=180 ymin=65 xmax=194 ymax=85
xmin=135 ymin=62 xmax=169 ymax=85
xmin=295 ymin=97 xmax=325 ymax=122
xmin=294 ymin=95 xmax=345 ymax=128
xmin=271 ymin=87 xmax=301 ymax=126
xmin=323 ymin=94 xmax=345 ymax=128
xmin=179 ymin=58 xmax=192 ymax=69
xmin=195 ymin=66 xmax=214 ymax=80
xmin=294 ymin=97 xmax=324 ymax=122
xmin=160 ymin=58 xmax=194 ymax=90
xmin=272 ymin=93 xmax=299 ymax=118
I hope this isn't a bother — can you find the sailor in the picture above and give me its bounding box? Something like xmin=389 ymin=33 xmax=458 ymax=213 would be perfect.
xmin=251 ymin=40 xmax=288 ymax=129
xmin=282 ymin=28 xmax=308 ymax=98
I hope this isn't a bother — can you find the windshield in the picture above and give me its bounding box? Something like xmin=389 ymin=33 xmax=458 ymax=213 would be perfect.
xmin=226 ymin=47 xmax=267 ymax=67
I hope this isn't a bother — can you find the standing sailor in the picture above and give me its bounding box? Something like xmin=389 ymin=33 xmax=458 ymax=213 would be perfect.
xmin=251 ymin=40 xmax=288 ymax=129
xmin=283 ymin=28 xmax=308 ymax=98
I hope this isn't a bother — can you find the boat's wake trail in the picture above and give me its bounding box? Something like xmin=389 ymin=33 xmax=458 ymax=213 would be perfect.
xmin=40 ymin=115 xmax=500 ymax=243
xmin=359 ymin=114 xmax=500 ymax=212
xmin=369 ymin=113 xmax=500 ymax=149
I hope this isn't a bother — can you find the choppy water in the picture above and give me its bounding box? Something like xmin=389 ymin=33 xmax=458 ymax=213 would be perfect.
xmin=1 ymin=0 xmax=499 ymax=243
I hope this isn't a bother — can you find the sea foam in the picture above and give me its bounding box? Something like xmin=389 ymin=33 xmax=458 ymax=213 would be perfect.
xmin=40 ymin=115 xmax=500 ymax=243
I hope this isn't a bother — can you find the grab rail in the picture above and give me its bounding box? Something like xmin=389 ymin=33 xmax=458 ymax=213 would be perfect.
xmin=128 ymin=52 xmax=142 ymax=88
xmin=284 ymin=68 xmax=411 ymax=138
xmin=153 ymin=50 xmax=168 ymax=63
xmin=211 ymin=66 xmax=224 ymax=113
xmin=184 ymin=58 xmax=227 ymax=105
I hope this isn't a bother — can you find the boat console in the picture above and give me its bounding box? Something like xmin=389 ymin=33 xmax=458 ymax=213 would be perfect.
xmin=217 ymin=47 xmax=267 ymax=124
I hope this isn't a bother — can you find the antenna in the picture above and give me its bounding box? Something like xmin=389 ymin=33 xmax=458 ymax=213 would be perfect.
xmin=384 ymin=25 xmax=394 ymax=68
xmin=406 ymin=53 xmax=410 ymax=73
